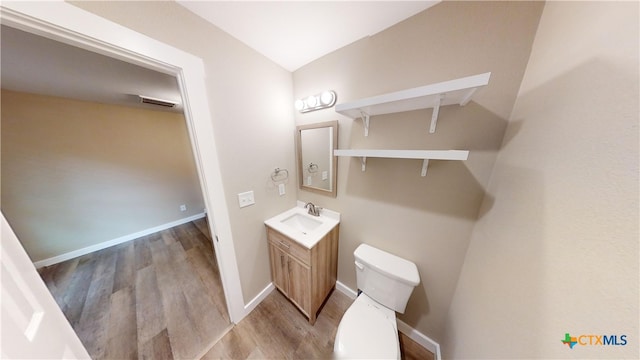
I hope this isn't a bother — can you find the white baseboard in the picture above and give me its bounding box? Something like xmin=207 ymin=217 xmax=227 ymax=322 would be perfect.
xmin=243 ymin=282 xmax=275 ymax=319
xmin=33 ymin=213 xmax=206 ymax=268
xmin=336 ymin=280 xmax=358 ymax=299
xmin=335 ymin=280 xmax=441 ymax=360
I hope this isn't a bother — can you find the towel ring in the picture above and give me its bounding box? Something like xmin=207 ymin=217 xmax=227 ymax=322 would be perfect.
xmin=271 ymin=168 xmax=289 ymax=182
xmin=307 ymin=163 xmax=319 ymax=173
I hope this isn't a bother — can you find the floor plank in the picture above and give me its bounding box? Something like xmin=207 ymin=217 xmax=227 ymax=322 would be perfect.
xmin=58 ymin=255 xmax=97 ymax=327
xmin=113 ymin=242 xmax=135 ymax=293
xmin=192 ymin=217 xmax=211 ymax=238
xmin=39 ymin=257 xmax=79 ymax=301
xmin=74 ymin=248 xmax=117 ymax=359
xmin=149 ymin=234 xmax=204 ymax=359
xmin=135 ymin=265 xmax=167 ymax=349
xmin=139 ymin=328 xmax=173 ymax=360
xmin=134 ymin=235 xmax=153 ymax=270
xmin=107 ymin=286 xmax=138 ymax=360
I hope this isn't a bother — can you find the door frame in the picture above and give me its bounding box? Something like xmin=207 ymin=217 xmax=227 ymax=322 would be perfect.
xmin=1 ymin=1 xmax=246 ymax=323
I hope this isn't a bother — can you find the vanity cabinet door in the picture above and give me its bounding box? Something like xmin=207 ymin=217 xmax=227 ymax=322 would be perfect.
xmin=269 ymin=243 xmax=289 ymax=296
xmin=266 ymin=224 xmax=338 ymax=325
xmin=287 ymin=255 xmax=311 ymax=317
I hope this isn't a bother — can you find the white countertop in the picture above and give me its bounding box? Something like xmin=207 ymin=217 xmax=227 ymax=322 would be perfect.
xmin=264 ymin=201 xmax=340 ymax=249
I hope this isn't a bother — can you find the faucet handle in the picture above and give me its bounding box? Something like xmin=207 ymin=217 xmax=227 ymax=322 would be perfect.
xmin=304 ymin=202 xmax=321 ymax=216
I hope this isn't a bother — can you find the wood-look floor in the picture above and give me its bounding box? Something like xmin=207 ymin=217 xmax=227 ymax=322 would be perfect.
xmin=40 ymin=218 xmax=434 ymax=360
xmin=39 ymin=218 xmax=230 ymax=359
xmin=205 ymin=288 xmax=434 ymax=360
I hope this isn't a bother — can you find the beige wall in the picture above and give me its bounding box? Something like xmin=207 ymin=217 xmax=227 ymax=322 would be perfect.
xmin=443 ymin=2 xmax=639 ymax=358
xmin=69 ymin=1 xmax=296 ymax=303
xmin=293 ymin=1 xmax=543 ymax=342
xmin=1 ymin=90 xmax=204 ymax=262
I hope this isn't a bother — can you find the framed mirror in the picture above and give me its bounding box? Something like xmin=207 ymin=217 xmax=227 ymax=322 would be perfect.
xmin=296 ymin=120 xmax=338 ymax=197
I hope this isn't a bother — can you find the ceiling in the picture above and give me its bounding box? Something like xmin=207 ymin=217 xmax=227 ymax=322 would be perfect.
xmin=176 ymin=1 xmax=439 ymax=72
xmin=0 ymin=25 xmax=184 ymax=112
xmin=0 ymin=1 xmax=438 ymax=110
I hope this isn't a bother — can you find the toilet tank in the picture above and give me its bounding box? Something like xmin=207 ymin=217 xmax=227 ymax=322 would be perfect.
xmin=354 ymin=244 xmax=420 ymax=313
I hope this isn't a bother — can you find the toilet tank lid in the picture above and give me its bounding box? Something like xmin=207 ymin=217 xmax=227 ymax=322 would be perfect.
xmin=354 ymin=244 xmax=420 ymax=286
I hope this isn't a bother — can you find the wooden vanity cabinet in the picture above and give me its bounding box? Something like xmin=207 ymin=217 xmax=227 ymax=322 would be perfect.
xmin=266 ymin=225 xmax=339 ymax=325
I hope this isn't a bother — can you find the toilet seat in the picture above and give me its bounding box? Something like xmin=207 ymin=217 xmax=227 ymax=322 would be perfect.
xmin=334 ymin=294 xmax=400 ymax=359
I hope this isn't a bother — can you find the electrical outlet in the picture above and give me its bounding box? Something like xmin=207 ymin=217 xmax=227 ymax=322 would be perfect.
xmin=238 ymin=190 xmax=255 ymax=208
xmin=179 ymin=204 xmax=187 ymax=212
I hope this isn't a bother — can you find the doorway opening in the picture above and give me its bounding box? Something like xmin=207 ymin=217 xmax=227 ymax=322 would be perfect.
xmin=1 ymin=2 xmax=244 ymax=357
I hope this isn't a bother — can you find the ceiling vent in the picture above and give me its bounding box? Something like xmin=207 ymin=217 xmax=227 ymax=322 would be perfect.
xmin=138 ymin=95 xmax=178 ymax=108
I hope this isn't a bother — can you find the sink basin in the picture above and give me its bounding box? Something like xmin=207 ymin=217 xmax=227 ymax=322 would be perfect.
xmin=281 ymin=213 xmax=322 ymax=234
xmin=265 ymin=201 xmax=341 ymax=249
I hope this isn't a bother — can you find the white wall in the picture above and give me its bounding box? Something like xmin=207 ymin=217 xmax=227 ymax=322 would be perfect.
xmin=443 ymin=2 xmax=639 ymax=358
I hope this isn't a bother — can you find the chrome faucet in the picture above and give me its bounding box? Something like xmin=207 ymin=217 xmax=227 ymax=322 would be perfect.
xmin=305 ymin=202 xmax=321 ymax=216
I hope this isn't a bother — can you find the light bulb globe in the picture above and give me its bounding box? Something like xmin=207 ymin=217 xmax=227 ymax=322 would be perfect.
xmin=306 ymin=95 xmax=318 ymax=108
xmin=320 ymin=91 xmax=335 ymax=105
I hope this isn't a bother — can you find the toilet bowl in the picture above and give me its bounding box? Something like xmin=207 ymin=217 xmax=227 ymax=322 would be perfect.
xmin=333 ymin=244 xmax=420 ymax=359
xmin=334 ymin=293 xmax=399 ymax=359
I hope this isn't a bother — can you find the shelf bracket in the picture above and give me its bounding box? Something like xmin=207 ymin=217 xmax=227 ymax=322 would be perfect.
xmin=429 ymin=94 xmax=443 ymax=134
xmin=360 ymin=111 xmax=370 ymax=136
xmin=360 ymin=156 xmax=367 ymax=172
xmin=459 ymin=87 xmax=478 ymax=106
xmin=421 ymin=159 xmax=429 ymax=176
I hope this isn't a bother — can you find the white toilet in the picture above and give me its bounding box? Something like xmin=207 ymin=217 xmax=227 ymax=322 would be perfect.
xmin=334 ymin=244 xmax=420 ymax=359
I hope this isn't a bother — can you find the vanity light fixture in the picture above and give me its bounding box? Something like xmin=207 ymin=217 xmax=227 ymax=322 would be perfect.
xmin=295 ymin=90 xmax=337 ymax=113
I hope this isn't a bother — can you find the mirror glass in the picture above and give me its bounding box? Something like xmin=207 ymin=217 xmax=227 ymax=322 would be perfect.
xmin=296 ymin=121 xmax=338 ymax=197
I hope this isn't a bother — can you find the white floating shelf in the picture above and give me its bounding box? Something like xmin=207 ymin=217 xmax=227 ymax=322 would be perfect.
xmin=334 ymin=149 xmax=469 ymax=176
xmin=335 ymin=72 xmax=491 ymax=135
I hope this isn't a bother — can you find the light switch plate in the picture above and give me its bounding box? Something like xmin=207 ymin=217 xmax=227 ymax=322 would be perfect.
xmin=278 ymin=183 xmax=285 ymax=196
xmin=238 ymin=190 xmax=255 ymax=208
xmin=322 ymin=171 xmax=328 ymax=180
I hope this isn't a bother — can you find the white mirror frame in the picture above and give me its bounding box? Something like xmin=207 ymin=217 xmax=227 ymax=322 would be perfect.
xmin=0 ymin=1 xmax=246 ymax=323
